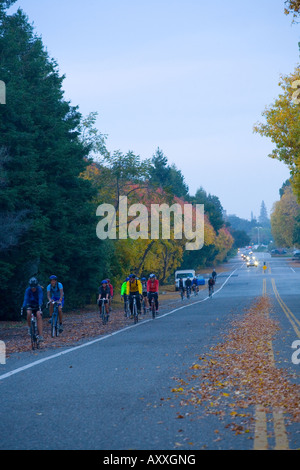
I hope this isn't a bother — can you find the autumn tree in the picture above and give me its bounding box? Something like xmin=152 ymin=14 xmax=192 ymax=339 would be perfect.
xmin=271 ymin=186 xmax=300 ymax=247
xmin=284 ymin=0 xmax=300 ymax=19
xmin=253 ymin=66 xmax=300 ymax=202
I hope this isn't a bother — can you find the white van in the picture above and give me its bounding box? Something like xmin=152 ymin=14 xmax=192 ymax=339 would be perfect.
xmin=174 ymin=270 xmax=195 ymax=291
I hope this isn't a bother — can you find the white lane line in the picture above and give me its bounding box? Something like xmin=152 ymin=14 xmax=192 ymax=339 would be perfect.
xmin=290 ymin=267 xmax=296 ymax=273
xmin=0 ymin=267 xmax=239 ymax=382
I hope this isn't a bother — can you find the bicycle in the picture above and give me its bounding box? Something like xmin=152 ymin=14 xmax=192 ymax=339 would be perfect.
xmin=124 ymin=297 xmax=130 ymax=318
xmin=131 ymin=294 xmax=139 ymax=324
xmin=148 ymin=293 xmax=157 ymax=319
xmin=47 ymin=300 xmax=61 ymax=337
xmin=192 ymin=285 xmax=198 ymax=296
xmin=180 ymin=288 xmax=185 ymax=300
xmin=30 ymin=310 xmax=40 ymax=350
xmin=186 ymin=286 xmax=191 ymax=299
xmin=99 ymin=298 xmax=109 ymax=325
xmin=208 ymin=286 xmax=214 ymax=298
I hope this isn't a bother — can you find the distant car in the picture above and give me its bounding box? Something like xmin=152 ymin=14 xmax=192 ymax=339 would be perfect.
xmin=196 ymin=275 xmax=205 ymax=285
xmin=247 ymin=258 xmax=258 ymax=267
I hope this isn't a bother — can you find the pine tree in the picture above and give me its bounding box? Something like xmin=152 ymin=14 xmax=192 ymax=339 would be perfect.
xmin=0 ymin=5 xmax=105 ymax=318
xmin=258 ymin=201 xmax=270 ymax=227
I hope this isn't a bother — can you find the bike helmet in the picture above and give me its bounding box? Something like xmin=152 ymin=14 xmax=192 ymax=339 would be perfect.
xmin=101 ymin=280 xmax=108 ymax=284
xmin=149 ymin=274 xmax=156 ymax=279
xmin=49 ymin=275 xmax=57 ymax=280
xmin=141 ymin=277 xmax=147 ymax=281
xmin=29 ymin=277 xmax=38 ymax=288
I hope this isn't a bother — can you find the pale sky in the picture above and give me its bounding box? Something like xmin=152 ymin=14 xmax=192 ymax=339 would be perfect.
xmin=9 ymin=0 xmax=298 ymax=219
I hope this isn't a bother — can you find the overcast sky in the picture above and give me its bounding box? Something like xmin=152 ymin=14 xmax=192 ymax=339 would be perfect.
xmin=10 ymin=0 xmax=299 ymax=219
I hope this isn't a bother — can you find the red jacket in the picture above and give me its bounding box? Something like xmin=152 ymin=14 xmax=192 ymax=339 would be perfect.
xmin=147 ymin=279 xmax=159 ymax=293
xmin=108 ymin=283 xmax=113 ymax=296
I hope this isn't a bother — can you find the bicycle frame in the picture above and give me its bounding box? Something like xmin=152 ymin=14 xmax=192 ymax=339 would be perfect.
xmin=30 ymin=312 xmax=39 ymax=350
xmin=132 ymin=294 xmax=139 ymax=324
xmin=180 ymin=288 xmax=185 ymax=300
xmin=149 ymin=294 xmax=156 ymax=319
xmin=48 ymin=300 xmax=60 ymax=337
xmin=99 ymin=298 xmax=108 ymax=325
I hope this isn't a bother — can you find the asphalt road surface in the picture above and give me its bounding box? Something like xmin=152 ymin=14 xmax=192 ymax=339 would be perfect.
xmin=1 ymin=254 xmax=299 ymax=451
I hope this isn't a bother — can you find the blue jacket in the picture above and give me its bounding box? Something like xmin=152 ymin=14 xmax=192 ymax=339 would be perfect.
xmin=22 ymin=286 xmax=43 ymax=308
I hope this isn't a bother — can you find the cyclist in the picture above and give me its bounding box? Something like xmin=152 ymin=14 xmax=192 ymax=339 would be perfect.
xmin=47 ymin=275 xmax=64 ymax=333
xmin=212 ymin=269 xmax=217 ymax=283
xmin=121 ymin=277 xmax=130 ymax=316
xmin=106 ymin=279 xmax=113 ymax=311
xmin=192 ymin=276 xmax=198 ymax=294
xmin=147 ymin=274 xmax=159 ymax=314
xmin=185 ymin=277 xmax=192 ymax=297
xmin=126 ymin=274 xmax=142 ymax=317
xmin=179 ymin=277 xmax=185 ymax=298
xmin=22 ymin=277 xmax=44 ymax=342
xmin=208 ymin=277 xmax=215 ymax=296
xmin=141 ymin=277 xmax=149 ymax=312
xmin=98 ymin=280 xmax=110 ymax=319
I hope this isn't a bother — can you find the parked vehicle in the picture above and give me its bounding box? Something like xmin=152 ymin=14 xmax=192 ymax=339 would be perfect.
xmin=174 ymin=270 xmax=195 ymax=291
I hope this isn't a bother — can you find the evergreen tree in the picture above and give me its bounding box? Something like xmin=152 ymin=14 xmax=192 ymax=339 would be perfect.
xmin=258 ymin=201 xmax=270 ymax=227
xmin=0 ymin=5 xmax=105 ymax=318
xmin=150 ymin=148 xmax=189 ymax=199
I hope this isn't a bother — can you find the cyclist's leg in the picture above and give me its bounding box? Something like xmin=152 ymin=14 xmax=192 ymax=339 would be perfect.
xmin=143 ymin=292 xmax=149 ymax=309
xmin=136 ymin=295 xmax=141 ymax=314
xmin=36 ymin=309 xmax=43 ymax=338
xmin=154 ymin=293 xmax=159 ymax=311
xmin=49 ymin=301 xmax=54 ymax=319
xmin=129 ymin=294 xmax=134 ymax=315
xmin=123 ymin=294 xmax=127 ymax=314
xmin=26 ymin=308 xmax=32 ymax=328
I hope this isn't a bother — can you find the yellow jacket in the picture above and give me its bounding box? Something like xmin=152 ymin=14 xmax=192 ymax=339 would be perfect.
xmin=126 ymin=279 xmax=142 ymax=295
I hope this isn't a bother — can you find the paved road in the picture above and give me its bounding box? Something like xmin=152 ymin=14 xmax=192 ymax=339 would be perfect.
xmin=0 ymin=254 xmax=299 ymax=450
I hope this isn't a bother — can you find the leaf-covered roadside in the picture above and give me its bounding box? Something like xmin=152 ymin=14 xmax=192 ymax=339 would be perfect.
xmin=0 ymin=290 xmax=191 ymax=356
xmin=171 ymin=296 xmax=300 ymax=435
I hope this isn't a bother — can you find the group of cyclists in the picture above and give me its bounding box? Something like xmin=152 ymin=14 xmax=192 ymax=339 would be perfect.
xmin=120 ymin=273 xmax=159 ymax=317
xmin=179 ymin=269 xmax=217 ymax=298
xmin=22 ymin=268 xmax=217 ymax=344
xmin=21 ymin=274 xmax=64 ymax=343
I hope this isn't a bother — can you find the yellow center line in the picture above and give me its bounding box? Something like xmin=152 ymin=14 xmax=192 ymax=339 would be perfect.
xmin=271 ymin=278 xmax=300 ymax=338
xmin=254 ymin=406 xmax=268 ymax=450
xmin=253 ymin=280 xmax=290 ymax=450
xmin=273 ymin=410 xmax=290 ymax=450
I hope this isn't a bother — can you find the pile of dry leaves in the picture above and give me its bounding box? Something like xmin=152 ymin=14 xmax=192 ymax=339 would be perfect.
xmin=172 ymin=296 xmax=300 ymax=431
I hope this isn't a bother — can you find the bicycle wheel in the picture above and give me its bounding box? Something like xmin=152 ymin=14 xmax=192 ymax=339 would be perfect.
xmin=151 ymin=300 xmax=156 ymax=319
xmin=102 ymin=304 xmax=107 ymax=325
xmin=133 ymin=302 xmax=138 ymax=324
xmin=31 ymin=320 xmax=38 ymax=350
xmin=51 ymin=315 xmax=56 ymax=337
xmin=142 ymin=299 xmax=147 ymax=315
